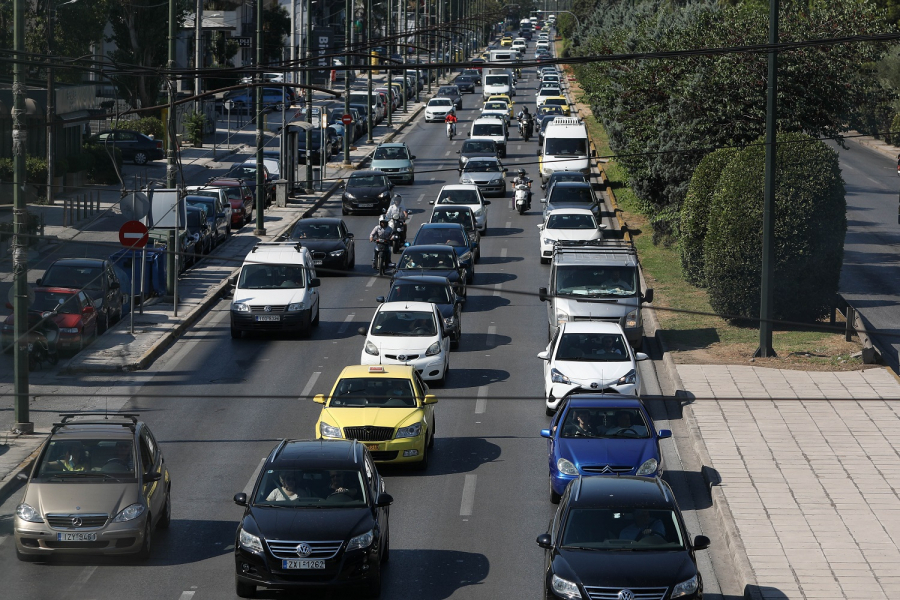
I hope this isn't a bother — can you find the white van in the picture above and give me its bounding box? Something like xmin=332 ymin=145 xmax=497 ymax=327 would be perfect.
xmin=470 ymin=116 xmax=508 ymax=157
xmin=489 ymin=49 xmax=516 ymax=63
xmin=538 ymin=117 xmax=592 ymax=183
xmin=483 ymin=72 xmax=514 ymax=98
xmin=230 ymin=242 xmax=321 ymax=338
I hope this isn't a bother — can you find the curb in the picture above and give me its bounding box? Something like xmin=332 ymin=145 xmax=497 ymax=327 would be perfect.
xmin=0 ymin=441 xmax=44 ymax=502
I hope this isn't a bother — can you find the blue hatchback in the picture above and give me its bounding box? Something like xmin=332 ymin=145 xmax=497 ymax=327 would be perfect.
xmin=540 ymin=396 xmax=671 ymax=503
xmin=411 ymin=223 xmax=475 ymax=283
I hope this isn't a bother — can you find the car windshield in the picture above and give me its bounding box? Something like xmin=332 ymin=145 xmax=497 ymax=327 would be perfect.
xmin=41 ymin=265 xmax=103 ymax=291
xmin=253 ymin=468 xmax=367 ymax=508
xmin=415 ymin=228 xmax=467 ymax=247
xmin=428 ymin=99 xmax=453 ymax=107
xmin=473 ymin=123 xmax=504 ymax=137
xmin=545 ymin=98 xmax=568 ymax=107
xmin=292 ymin=222 xmax=341 ymax=239
xmin=457 ymin=77 xmax=473 ymax=83
xmin=437 ymin=190 xmax=480 ymax=205
xmin=463 ymin=141 xmax=494 ymax=153
xmin=373 ymin=147 xmax=409 ymax=160
xmin=539 ymin=88 xmax=559 ymax=96
xmin=484 ymin=103 xmax=507 ymax=111
xmin=371 ymin=309 xmax=437 ymax=337
xmin=546 ymin=139 xmax=588 ymax=156
xmin=398 ymin=250 xmax=455 ymax=270
xmin=188 ymin=190 xmax=221 ymax=200
xmin=546 ymin=213 xmax=596 ymax=230
xmin=219 ymin=186 xmax=244 ymax=200
xmin=554 ymin=266 xmax=638 ymax=297
xmin=35 ymin=438 xmax=136 ymax=479
xmin=31 ymin=291 xmax=81 ymax=314
xmin=549 ymin=187 xmax=595 ymax=206
xmin=187 ymin=199 xmax=215 ymax=214
xmin=238 ymin=264 xmax=306 ymax=289
xmin=539 ymin=106 xmax=563 ymax=116
xmin=439 ymin=87 xmax=458 ymax=95
xmin=388 ymin=283 xmax=452 ymax=304
xmin=555 ymin=332 xmax=630 ymax=364
xmin=330 ymin=377 xmax=417 ymax=407
xmin=560 ymin=508 xmax=684 ymax=550
xmin=463 ymin=161 xmax=501 ymax=173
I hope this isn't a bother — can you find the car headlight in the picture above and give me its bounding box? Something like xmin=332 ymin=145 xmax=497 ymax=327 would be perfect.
xmin=550 ymin=368 xmax=570 ymax=384
xmin=378 ymin=191 xmax=391 ymax=198
xmin=320 ymin=421 xmax=342 ymax=438
xmin=329 ymin=249 xmax=345 ymax=257
xmin=344 ymin=192 xmax=356 ymax=200
xmin=542 ymin=238 xmax=556 ymax=245
xmin=59 ymin=327 xmax=79 ymax=334
xmin=232 ymin=302 xmax=250 ymax=313
xmin=396 ymin=422 xmax=423 ymax=438
xmin=557 ymin=458 xmax=578 ymax=476
xmin=490 ymin=178 xmax=502 ymax=185
xmin=460 ymin=177 xmax=474 ymax=184
xmin=398 ymin=167 xmax=409 ymax=172
xmin=460 ymin=156 xmax=469 ymax=165
xmin=347 ymin=529 xmax=374 ymax=551
xmin=425 ymin=341 xmax=441 ymax=356
xmin=287 ymin=302 xmax=304 ymax=312
xmin=364 ymin=340 xmax=379 ymax=356
xmin=625 ymin=308 xmax=639 ymax=328
xmin=113 ymin=503 xmax=146 ymax=522
xmin=556 ymin=310 xmax=569 ymax=324
xmin=671 ymin=574 xmax=699 ymax=598
xmin=551 ymin=574 xmax=582 ymax=599
xmin=16 ymin=503 xmax=42 ymax=523
xmin=239 ymin=528 xmax=264 ymax=553
xmin=473 ymin=208 xmax=484 ymax=217
xmin=636 ymin=458 xmax=659 ymax=476
xmin=616 ymin=369 xmax=637 ymax=386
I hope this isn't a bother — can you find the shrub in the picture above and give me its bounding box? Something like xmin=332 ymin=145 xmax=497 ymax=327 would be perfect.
xmin=116 ymin=117 xmax=164 ymax=139
xmin=892 ymin=113 xmax=900 ymax=146
xmin=82 ymin=143 xmax=123 ymax=185
xmin=703 ymin=133 xmax=846 ymax=323
xmin=65 ymin=153 xmax=92 ymax=173
xmin=0 ymin=157 xmax=47 ymax=184
xmin=679 ymin=148 xmax=738 ymax=287
xmin=0 ymin=210 xmax=40 ymax=246
xmin=184 ymin=111 xmax=206 ymax=145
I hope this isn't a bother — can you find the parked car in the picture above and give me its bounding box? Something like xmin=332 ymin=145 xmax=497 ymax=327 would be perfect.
xmin=207 ymin=177 xmax=254 ymax=228
xmin=224 ymin=163 xmax=275 ymax=207
xmin=289 ymin=217 xmax=356 ymax=272
xmin=297 ymin=129 xmax=334 ymax=165
xmin=2 ymin=287 xmax=99 ymax=355
xmin=340 ymin=170 xmax=394 ymax=215
xmin=378 ymin=276 xmax=464 ymax=348
xmin=185 ymin=205 xmax=213 ymax=259
xmin=36 ymin=258 xmax=123 ymax=333
xmin=221 ymin=87 xmax=292 ymax=112
xmin=184 ymin=185 xmax=233 ymax=235
xmin=186 ymin=195 xmax=229 ymax=246
xmin=87 ymin=130 xmax=163 ymax=166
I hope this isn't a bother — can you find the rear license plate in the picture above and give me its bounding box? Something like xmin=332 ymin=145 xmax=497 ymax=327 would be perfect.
xmin=366 ymin=444 xmax=380 ymax=451
xmin=313 ymin=260 xmax=323 ymax=266
xmin=57 ymin=532 xmax=97 ymax=542
xmin=283 ymin=559 xmax=325 ymax=569
xmin=255 ymin=315 xmax=280 ymax=322
xmin=359 ymin=203 xmax=374 ymax=208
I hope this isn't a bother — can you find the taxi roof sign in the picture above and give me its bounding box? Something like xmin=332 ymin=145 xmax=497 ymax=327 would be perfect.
xmin=368 ymin=366 xmax=386 ymax=372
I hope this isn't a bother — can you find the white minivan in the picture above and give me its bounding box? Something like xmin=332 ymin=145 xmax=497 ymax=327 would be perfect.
xmin=483 ymin=72 xmax=514 ymax=98
xmin=470 ymin=116 xmax=508 ymax=158
xmin=538 ymin=117 xmax=592 ymax=183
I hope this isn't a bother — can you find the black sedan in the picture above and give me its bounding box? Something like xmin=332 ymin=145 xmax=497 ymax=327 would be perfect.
xmin=391 ymin=245 xmax=467 ymax=297
xmin=87 ymin=130 xmax=163 ymax=165
xmin=454 ymin=75 xmax=478 ymax=93
xmin=537 ymin=477 xmax=709 ymax=600
xmin=289 ymin=218 xmax=356 ymax=272
xmin=378 ymin=275 xmax=464 ymax=348
xmin=460 ymin=69 xmax=482 ymax=85
xmin=436 ymin=85 xmax=463 ymax=110
xmin=341 ymin=170 xmax=394 ymax=215
xmin=233 ymin=439 xmax=392 ymax=598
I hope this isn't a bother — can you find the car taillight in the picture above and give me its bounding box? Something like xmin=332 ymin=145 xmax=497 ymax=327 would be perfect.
xmin=155 ymin=141 xmax=162 ymax=150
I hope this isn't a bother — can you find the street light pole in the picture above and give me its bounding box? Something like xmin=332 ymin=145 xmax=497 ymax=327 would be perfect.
xmin=254 ymin=0 xmax=265 ymax=235
xmin=305 ymin=0 xmax=313 ymax=190
xmin=366 ymin=0 xmax=374 ymax=143
xmin=343 ymin=0 xmax=352 ymax=166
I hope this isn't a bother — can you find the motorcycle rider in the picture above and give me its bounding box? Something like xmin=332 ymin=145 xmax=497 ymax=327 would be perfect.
xmin=516 ymin=106 xmax=533 ymax=138
xmin=369 ymin=217 xmax=393 ymax=270
xmin=384 ymin=194 xmax=408 ymax=223
xmin=513 ymin=168 xmax=533 ymax=210
xmin=445 ymin=111 xmax=458 ymax=137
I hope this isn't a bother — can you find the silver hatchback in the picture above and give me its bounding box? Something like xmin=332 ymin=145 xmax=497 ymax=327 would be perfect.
xmin=458 ymin=156 xmax=507 ymax=197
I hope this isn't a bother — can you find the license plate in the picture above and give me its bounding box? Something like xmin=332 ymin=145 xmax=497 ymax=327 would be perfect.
xmin=57 ymin=532 xmax=97 ymax=542
xmin=366 ymin=444 xmax=380 ymax=451
xmin=283 ymin=559 xmax=325 ymax=569
xmin=359 ymin=203 xmax=374 ymax=208
xmin=255 ymin=315 xmax=280 ymax=322
xmin=313 ymin=260 xmax=323 ymax=266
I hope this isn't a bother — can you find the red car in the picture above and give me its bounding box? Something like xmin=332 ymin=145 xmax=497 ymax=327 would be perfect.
xmin=206 ymin=178 xmax=254 ymax=228
xmin=2 ymin=287 xmax=99 ymax=355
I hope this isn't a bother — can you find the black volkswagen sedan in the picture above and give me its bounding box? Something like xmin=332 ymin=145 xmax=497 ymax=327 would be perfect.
xmin=87 ymin=129 xmax=163 ymax=165
xmin=536 ymin=477 xmax=709 ymax=600
xmin=378 ymin=275 xmax=464 ymax=348
xmin=341 ymin=170 xmax=394 ymax=215
xmin=392 ymin=245 xmax=468 ymax=297
xmin=233 ymin=439 xmax=393 ymax=598
xmin=290 ymin=218 xmax=356 ymax=272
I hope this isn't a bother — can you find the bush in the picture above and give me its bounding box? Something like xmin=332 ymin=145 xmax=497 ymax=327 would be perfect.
xmin=0 ymin=210 xmax=40 ymax=246
xmin=0 ymin=157 xmax=48 ymax=184
xmin=82 ymin=143 xmax=123 ymax=185
xmin=116 ymin=117 xmax=164 ymax=139
xmin=703 ymin=133 xmax=846 ymax=323
xmin=184 ymin=111 xmax=206 ymax=145
xmin=892 ymin=113 xmax=900 ymax=146
xmin=679 ymin=148 xmax=738 ymax=287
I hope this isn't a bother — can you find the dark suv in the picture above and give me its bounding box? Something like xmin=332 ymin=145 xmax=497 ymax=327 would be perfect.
xmin=37 ymin=258 xmax=123 ymax=333
xmin=233 ymin=439 xmax=393 ymax=598
xmin=536 ymin=477 xmax=709 ymax=600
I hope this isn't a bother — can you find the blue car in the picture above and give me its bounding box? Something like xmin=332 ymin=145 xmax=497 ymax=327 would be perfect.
xmin=411 ymin=223 xmax=475 ymax=283
xmin=540 ymin=396 xmax=672 ymax=503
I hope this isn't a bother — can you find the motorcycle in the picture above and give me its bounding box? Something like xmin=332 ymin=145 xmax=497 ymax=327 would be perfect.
xmin=372 ymin=236 xmax=391 ymax=275
xmin=446 ymin=121 xmax=457 ymax=140
xmin=26 ymin=310 xmax=60 ymax=371
xmin=518 ymin=116 xmax=533 ymax=141
xmin=514 ymin=179 xmax=533 ymax=215
xmin=388 ymin=217 xmax=408 ymax=254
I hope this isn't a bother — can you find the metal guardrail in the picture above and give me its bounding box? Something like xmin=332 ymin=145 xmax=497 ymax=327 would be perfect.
xmin=834 ymin=295 xmax=879 ymax=364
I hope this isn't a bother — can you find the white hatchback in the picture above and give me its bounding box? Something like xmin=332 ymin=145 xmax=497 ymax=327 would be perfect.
xmin=359 ymin=301 xmax=451 ymax=385
xmin=538 ymin=321 xmax=649 ymax=414
xmin=537 ymin=208 xmax=605 ymax=264
xmin=430 ymin=184 xmax=491 ymax=233
xmin=425 ymin=98 xmax=456 ymax=122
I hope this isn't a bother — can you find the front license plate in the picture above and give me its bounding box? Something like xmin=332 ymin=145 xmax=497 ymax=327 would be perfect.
xmin=255 ymin=315 xmax=280 ymax=322
xmin=313 ymin=260 xmax=323 ymax=266
xmin=57 ymin=532 xmax=97 ymax=542
xmin=359 ymin=203 xmax=374 ymax=208
xmin=283 ymin=559 xmax=325 ymax=569
xmin=366 ymin=444 xmax=380 ymax=451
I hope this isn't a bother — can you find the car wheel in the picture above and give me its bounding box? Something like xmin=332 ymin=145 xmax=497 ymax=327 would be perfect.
xmin=138 ymin=516 xmax=152 ymax=559
xmin=550 ymin=480 xmax=561 ymax=504
xmin=312 ymin=305 xmax=320 ymax=326
xmin=428 ymin=420 xmax=436 ymax=448
xmin=408 ymin=175 xmax=415 ymax=185
xmin=342 ymin=206 xmax=350 ymax=216
xmin=100 ymin=310 xmax=110 ymax=334
xmin=158 ymin=489 xmax=172 ymax=529
xmin=230 ymin=325 xmax=242 ymax=340
xmin=347 ymin=250 xmax=355 ymax=270
xmin=467 ymin=269 xmax=474 ymax=284
xmin=133 ymin=151 xmax=149 ymax=166
xmin=16 ymin=548 xmax=40 ymax=562
xmin=235 ymin=578 xmax=256 ymax=598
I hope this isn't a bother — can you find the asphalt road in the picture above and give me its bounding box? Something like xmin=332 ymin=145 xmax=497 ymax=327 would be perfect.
xmin=0 ymin=45 xmax=743 ymax=599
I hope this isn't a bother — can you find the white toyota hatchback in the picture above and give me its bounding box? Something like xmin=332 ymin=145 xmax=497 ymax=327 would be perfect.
xmin=359 ymin=301 xmax=451 ymax=386
xmin=430 ymin=184 xmax=491 ymax=233
xmin=537 ymin=208 xmax=605 ymax=263
xmin=538 ymin=321 xmax=649 ymax=415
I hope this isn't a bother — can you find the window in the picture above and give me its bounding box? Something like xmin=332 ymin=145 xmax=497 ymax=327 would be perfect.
xmin=238 ymin=264 xmax=306 ymax=289
xmin=545 ymin=138 xmax=588 ymax=156
xmin=561 ymin=508 xmax=684 ymax=549
xmin=253 ymin=468 xmax=368 ymax=507
xmin=371 ymin=310 xmax=437 ymax=337
xmin=331 ymin=378 xmax=417 ymax=408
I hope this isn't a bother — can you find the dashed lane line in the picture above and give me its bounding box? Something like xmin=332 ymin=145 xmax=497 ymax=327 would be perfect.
xmin=460 ymin=474 xmax=478 ymax=516
xmin=337 ymin=314 xmax=356 ymax=334
xmin=475 ymin=385 xmax=489 ymax=414
xmin=300 ymin=371 xmax=322 ymax=399
xmin=178 ymin=593 xmax=196 ymax=600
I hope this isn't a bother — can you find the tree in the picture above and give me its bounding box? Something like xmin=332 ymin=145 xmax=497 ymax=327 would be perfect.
xmin=262 ymin=4 xmax=290 ymax=66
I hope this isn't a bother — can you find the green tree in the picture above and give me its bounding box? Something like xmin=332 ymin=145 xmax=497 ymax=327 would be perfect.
xmin=262 ymin=4 xmax=290 ymax=66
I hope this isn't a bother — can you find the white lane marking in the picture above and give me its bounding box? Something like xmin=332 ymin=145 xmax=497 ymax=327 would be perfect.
xmin=508 ymin=199 xmax=513 ymax=210
xmin=460 ymin=474 xmax=478 ymax=515
xmin=430 ymin=177 xmax=436 ymax=182
xmin=64 ymin=566 xmax=97 ymax=599
xmin=178 ymin=593 xmax=196 ymax=600
xmin=300 ymin=371 xmax=322 ymax=399
xmin=417 ymin=193 xmax=425 ymax=203
xmin=517 ymin=145 xmax=522 ymax=150
xmin=444 ymin=150 xmax=451 ymax=156
xmin=501 ymin=248 xmax=508 ymax=258
xmin=243 ymin=457 xmax=268 ymax=496
xmin=505 ymin=221 xmax=511 ymax=229
xmin=487 ymin=325 xmax=497 ymax=344
xmin=475 ymin=385 xmax=489 ymax=414
xmin=366 ymin=277 xmax=377 ymax=288
xmin=337 ymin=314 xmax=356 ymax=334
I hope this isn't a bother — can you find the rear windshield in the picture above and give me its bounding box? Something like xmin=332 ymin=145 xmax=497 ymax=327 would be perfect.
xmin=238 ymin=263 xmax=306 ymax=289
xmin=388 ymin=282 xmax=452 ymax=304
xmin=254 ymin=469 xmax=367 ymax=508
xmin=473 ymin=123 xmax=504 ymax=137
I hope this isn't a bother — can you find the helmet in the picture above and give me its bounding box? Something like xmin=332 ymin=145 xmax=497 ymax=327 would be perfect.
xmin=522 ymin=106 xmax=529 ymax=114
xmin=518 ymin=169 xmax=526 ymax=176
xmin=379 ymin=217 xmax=388 ymax=225
xmin=391 ymin=194 xmax=402 ymax=205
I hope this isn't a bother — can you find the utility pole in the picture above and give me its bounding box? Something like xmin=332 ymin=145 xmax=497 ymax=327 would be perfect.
xmin=426 ymin=0 xmax=431 ymax=95
xmin=12 ymin=0 xmax=33 ymax=434
xmin=46 ymin=1 xmax=55 ymax=206
xmin=401 ymin=0 xmax=407 ymax=113
xmin=366 ymin=0 xmax=373 ymax=143
xmin=305 ymin=0 xmax=313 ymax=190
xmin=254 ymin=0 xmax=266 ymax=235
xmin=415 ymin=0 xmax=420 ymax=104
xmin=343 ymin=0 xmax=352 ymax=166
xmin=166 ymin=0 xmax=178 ymax=298
xmin=195 ymin=0 xmax=202 ymax=113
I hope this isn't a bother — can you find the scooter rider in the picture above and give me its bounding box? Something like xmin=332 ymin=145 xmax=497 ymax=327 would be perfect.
xmin=517 ymin=106 xmax=533 ymax=137
xmin=369 ymin=217 xmax=393 ymax=269
xmin=445 ymin=111 xmax=458 ymax=137
xmin=384 ymin=194 xmax=408 ymax=223
xmin=513 ymin=168 xmax=533 ymax=210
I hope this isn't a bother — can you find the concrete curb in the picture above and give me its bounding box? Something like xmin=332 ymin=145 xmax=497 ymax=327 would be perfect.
xmin=0 ymin=442 xmax=44 ymax=502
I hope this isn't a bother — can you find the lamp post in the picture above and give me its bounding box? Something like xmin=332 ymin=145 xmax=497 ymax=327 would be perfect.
xmin=254 ymin=0 xmax=265 ymax=235
xmin=343 ymin=0 xmax=352 ymax=166
xmin=306 ymin=0 xmax=313 ymax=190
xmin=366 ymin=0 xmax=374 ymax=143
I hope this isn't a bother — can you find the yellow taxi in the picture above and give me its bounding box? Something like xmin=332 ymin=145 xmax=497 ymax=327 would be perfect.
xmin=314 ymin=365 xmax=438 ymax=469
xmin=542 ymin=95 xmax=571 ymax=116
xmin=486 ymin=94 xmax=515 ymax=118
xmin=500 ymin=36 xmax=513 ymax=47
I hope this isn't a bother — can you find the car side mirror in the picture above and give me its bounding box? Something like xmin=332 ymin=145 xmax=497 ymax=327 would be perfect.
xmin=536 ymin=533 xmax=552 ymax=549
xmin=83 ymin=305 xmax=94 ymax=314
xmin=456 ymin=150 xmax=460 ymax=154
xmin=456 ymin=296 xmax=465 ymax=304
xmin=313 ymin=394 xmax=326 ymax=404
xmin=536 ymin=149 xmax=542 ymax=156
xmin=376 ymin=493 xmax=394 ymax=508
xmin=357 ymin=327 xmax=367 ymax=336
xmin=538 ymin=287 xmax=549 ymax=302
xmin=411 ymin=155 xmax=417 ymax=160
xmin=233 ymin=492 xmax=248 ymax=506
xmin=144 ymin=471 xmax=161 ymax=482
xmin=693 ymin=535 xmax=710 ymax=551
xmin=376 ymin=296 xmax=386 ymax=303
xmin=537 ymin=350 xmax=549 ymax=360
xmin=423 ymin=394 xmax=438 ymax=405
xmin=635 ymin=352 xmax=649 ymax=361
xmin=657 ymin=429 xmax=672 ymax=440
xmin=540 ymin=198 xmax=547 ymax=203
xmin=16 ymin=471 xmax=28 ymax=481
xmin=643 ymin=288 xmax=654 ymax=303
xmin=540 ymin=429 xmax=551 ymax=439
xmin=36 ymin=278 xmax=43 ymax=285
xmin=428 ymin=200 xmax=435 ymax=205
xmin=309 ymin=278 xmax=321 ymax=288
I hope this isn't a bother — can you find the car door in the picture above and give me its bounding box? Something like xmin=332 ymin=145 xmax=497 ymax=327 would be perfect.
xmin=544 ymin=327 xmax=561 ymax=398
xmin=412 ymin=372 xmax=434 ymax=432
xmin=77 ymin=290 xmax=97 ymax=336
xmin=339 ymin=220 xmax=354 ymax=261
xmin=105 ymin=262 xmax=122 ymax=318
xmin=305 ymin=253 xmax=319 ymax=316
xmin=113 ymin=131 xmax=138 ymax=160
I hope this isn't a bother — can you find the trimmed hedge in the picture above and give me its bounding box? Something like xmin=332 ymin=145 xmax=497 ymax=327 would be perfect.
xmin=703 ymin=133 xmax=846 ymax=323
xmin=114 ymin=117 xmax=164 ymax=139
xmin=679 ymin=148 xmax=738 ymax=287
xmin=0 ymin=156 xmax=49 ymax=184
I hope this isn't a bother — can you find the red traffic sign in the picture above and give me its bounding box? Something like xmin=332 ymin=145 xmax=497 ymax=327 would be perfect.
xmin=341 ymin=114 xmax=353 ymax=125
xmin=119 ymin=220 xmax=149 ymax=249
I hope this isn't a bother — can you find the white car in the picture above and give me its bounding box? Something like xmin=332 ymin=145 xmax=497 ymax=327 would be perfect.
xmin=425 ymin=98 xmax=456 ymax=122
xmin=359 ymin=301 xmax=451 ymax=385
xmin=512 ymin=39 xmax=527 ymax=52
xmin=538 ymin=33 xmax=550 ymax=42
xmin=537 ymin=208 xmax=605 ymax=264
xmin=481 ymin=100 xmax=511 ymax=123
xmin=541 ymin=75 xmax=561 ymax=87
xmin=538 ymin=322 xmax=649 ymax=414
xmin=430 ymin=184 xmax=491 ymax=233
xmin=536 ymin=87 xmax=561 ymax=107
xmin=536 ymin=40 xmax=550 ymax=51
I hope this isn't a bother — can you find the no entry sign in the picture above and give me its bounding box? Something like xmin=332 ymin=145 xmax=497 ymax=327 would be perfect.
xmin=119 ymin=220 xmax=149 ymax=249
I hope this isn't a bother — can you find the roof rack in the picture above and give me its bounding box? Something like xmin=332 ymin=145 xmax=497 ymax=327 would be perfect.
xmin=52 ymin=413 xmax=140 ymax=433
xmin=252 ymin=241 xmax=303 ymax=253
xmin=552 ymin=239 xmax=634 ymax=252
